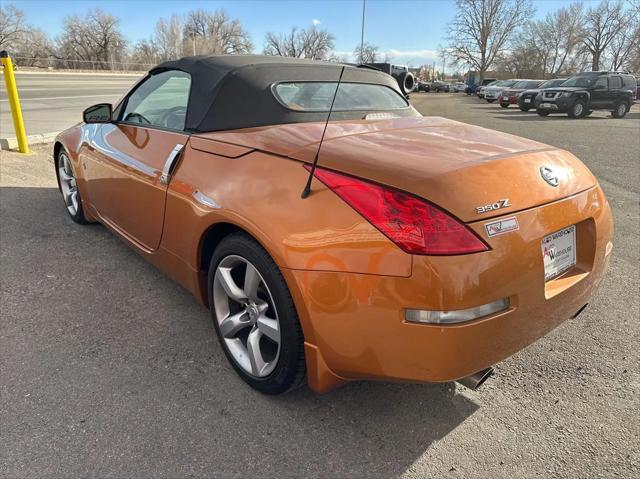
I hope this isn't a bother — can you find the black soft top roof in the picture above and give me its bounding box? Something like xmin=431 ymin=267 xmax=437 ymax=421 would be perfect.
xmin=150 ymin=55 xmax=415 ymax=132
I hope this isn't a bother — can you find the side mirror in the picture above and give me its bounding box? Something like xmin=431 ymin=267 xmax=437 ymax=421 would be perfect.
xmin=83 ymin=103 xmax=112 ymax=123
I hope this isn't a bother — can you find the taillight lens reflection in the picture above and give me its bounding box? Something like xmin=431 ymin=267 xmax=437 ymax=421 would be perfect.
xmin=307 ymin=165 xmax=489 ymax=255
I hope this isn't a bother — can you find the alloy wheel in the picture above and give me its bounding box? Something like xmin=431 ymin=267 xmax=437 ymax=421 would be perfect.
xmin=212 ymin=255 xmax=281 ymax=378
xmin=617 ymin=103 xmax=626 ymax=116
xmin=573 ymin=102 xmax=583 ymax=117
xmin=58 ymin=151 xmax=79 ymax=216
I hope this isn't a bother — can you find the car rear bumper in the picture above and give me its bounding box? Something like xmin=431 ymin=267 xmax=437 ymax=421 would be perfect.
xmin=286 ymin=186 xmax=613 ymax=393
xmin=500 ymin=95 xmax=519 ymax=104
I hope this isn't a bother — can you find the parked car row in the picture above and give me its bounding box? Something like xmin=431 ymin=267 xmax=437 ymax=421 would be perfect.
xmin=473 ymin=71 xmax=637 ymax=119
xmin=414 ymin=81 xmax=469 ymax=93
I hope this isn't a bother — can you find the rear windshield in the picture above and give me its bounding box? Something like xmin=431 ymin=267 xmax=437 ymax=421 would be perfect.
xmin=273 ymin=82 xmax=409 ymax=112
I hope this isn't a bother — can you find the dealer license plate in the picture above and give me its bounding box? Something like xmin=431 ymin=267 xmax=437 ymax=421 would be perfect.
xmin=541 ymin=226 xmax=576 ymax=281
xmin=541 ymin=102 xmax=557 ymax=109
xmin=524 ymin=98 xmax=531 ymax=103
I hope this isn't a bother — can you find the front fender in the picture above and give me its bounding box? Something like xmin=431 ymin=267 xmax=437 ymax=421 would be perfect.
xmin=54 ymin=124 xmax=99 ymax=221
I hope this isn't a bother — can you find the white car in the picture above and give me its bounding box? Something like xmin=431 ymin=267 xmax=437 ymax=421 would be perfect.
xmin=483 ymin=80 xmax=519 ymax=103
xmin=453 ymin=82 xmax=467 ymax=92
xmin=477 ymin=81 xmax=496 ymax=98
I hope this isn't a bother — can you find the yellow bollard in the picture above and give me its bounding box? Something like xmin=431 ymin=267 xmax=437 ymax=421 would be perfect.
xmin=1 ymin=51 xmax=30 ymax=153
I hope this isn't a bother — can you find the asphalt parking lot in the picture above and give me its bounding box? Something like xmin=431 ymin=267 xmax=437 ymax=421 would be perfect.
xmin=1 ymin=94 xmax=638 ymax=478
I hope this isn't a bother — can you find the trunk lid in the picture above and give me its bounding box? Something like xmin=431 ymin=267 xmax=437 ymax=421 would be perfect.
xmin=201 ymin=116 xmax=596 ymax=223
xmin=289 ymin=117 xmax=596 ymax=222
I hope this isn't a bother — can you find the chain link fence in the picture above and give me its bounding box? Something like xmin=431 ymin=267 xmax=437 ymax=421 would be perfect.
xmin=11 ymin=56 xmax=155 ymax=73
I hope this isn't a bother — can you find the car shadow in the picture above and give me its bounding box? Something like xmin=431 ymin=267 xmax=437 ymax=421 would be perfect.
xmin=1 ymin=186 xmax=480 ymax=478
xmin=493 ymin=113 xmax=609 ymax=121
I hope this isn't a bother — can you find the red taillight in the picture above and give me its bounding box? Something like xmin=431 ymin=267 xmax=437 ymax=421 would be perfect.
xmin=306 ymin=165 xmax=489 ymax=255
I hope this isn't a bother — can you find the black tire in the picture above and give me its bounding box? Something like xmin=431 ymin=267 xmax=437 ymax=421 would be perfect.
xmin=612 ymin=101 xmax=629 ymax=118
xmin=486 ymin=99 xmax=495 ymax=103
xmin=500 ymin=103 xmax=509 ymax=108
xmin=537 ymin=109 xmax=550 ymax=117
xmin=208 ymin=232 xmax=305 ymax=395
xmin=55 ymin=146 xmax=90 ymax=224
xmin=519 ymin=106 xmax=530 ymax=112
xmin=568 ymin=99 xmax=587 ymax=118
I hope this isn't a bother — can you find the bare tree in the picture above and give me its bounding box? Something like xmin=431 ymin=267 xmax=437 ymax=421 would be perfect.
xmin=607 ymin=21 xmax=639 ymax=70
xmin=56 ymin=9 xmax=126 ymax=69
xmin=155 ymin=15 xmax=182 ymax=60
xmin=0 ymin=4 xmax=53 ymax=66
xmin=264 ymin=26 xmax=334 ymax=60
xmin=498 ymin=2 xmax=586 ymax=78
xmin=183 ymin=9 xmax=253 ymax=55
xmin=130 ymin=39 xmax=159 ymax=67
xmin=446 ymin=0 xmax=533 ymax=79
xmin=0 ymin=4 xmax=26 ymax=49
xmin=13 ymin=28 xmax=53 ymax=66
xmin=605 ymin=2 xmax=640 ymax=70
xmin=531 ymin=2 xmax=586 ymax=76
xmin=301 ymin=26 xmax=335 ymax=60
xmin=582 ymin=0 xmax=626 ymax=70
xmin=494 ymin=45 xmax=544 ymax=78
xmin=264 ymin=29 xmax=304 ymax=57
xmin=624 ymin=0 xmax=640 ymax=71
xmin=354 ymin=42 xmax=379 ymax=63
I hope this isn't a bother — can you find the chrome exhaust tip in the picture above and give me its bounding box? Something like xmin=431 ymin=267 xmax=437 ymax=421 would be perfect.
xmin=456 ymin=367 xmax=494 ymax=390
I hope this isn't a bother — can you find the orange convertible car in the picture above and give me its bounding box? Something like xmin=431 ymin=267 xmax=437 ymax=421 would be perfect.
xmin=54 ymin=56 xmax=613 ymax=394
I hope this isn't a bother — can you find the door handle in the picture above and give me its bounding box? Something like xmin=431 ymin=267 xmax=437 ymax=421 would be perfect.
xmin=160 ymin=143 xmax=184 ymax=185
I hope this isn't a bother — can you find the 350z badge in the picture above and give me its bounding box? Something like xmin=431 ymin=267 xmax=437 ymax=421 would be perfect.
xmin=475 ymin=198 xmax=511 ymax=214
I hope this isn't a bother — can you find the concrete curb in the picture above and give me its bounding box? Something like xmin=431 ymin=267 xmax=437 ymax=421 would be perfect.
xmin=0 ymin=132 xmax=60 ymax=151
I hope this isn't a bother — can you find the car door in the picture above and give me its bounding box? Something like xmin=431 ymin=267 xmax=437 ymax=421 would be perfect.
xmin=590 ymin=76 xmax=609 ymax=108
xmin=84 ymin=70 xmax=191 ymax=251
xmin=608 ymin=75 xmax=624 ymax=104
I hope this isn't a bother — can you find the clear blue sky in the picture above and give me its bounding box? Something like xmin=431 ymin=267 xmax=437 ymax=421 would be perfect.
xmin=11 ymin=0 xmax=589 ymax=66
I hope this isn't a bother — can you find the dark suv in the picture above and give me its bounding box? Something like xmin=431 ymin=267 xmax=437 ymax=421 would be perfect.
xmin=518 ymin=78 xmax=567 ymax=111
xmin=535 ymin=71 xmax=636 ymax=118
